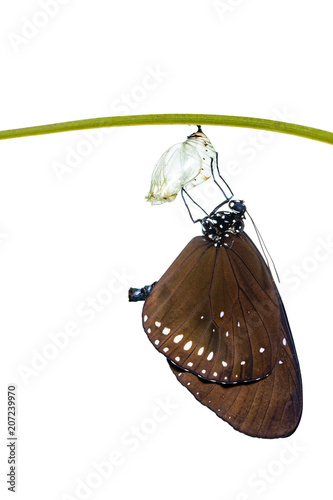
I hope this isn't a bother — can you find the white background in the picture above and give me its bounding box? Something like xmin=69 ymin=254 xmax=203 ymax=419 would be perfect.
xmin=1 ymin=1 xmax=333 ymax=499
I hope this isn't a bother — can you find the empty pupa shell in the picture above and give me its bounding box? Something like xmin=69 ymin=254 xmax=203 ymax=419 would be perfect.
xmin=146 ymin=129 xmax=216 ymax=204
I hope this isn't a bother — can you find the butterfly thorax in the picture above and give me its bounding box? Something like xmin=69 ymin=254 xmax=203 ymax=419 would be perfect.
xmin=201 ymin=200 xmax=246 ymax=247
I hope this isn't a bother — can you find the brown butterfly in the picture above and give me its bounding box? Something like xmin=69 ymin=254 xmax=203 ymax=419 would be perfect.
xmin=129 ymin=200 xmax=302 ymax=438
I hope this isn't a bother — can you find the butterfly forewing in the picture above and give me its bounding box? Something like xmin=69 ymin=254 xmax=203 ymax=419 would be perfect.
xmin=143 ymin=233 xmax=281 ymax=384
xmin=168 ymin=295 xmax=302 ymax=438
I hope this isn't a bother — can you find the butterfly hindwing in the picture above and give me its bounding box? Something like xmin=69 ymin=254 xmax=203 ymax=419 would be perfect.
xmin=168 ymin=296 xmax=302 ymax=438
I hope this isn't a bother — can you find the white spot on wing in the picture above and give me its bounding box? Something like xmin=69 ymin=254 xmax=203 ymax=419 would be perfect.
xmin=207 ymin=351 xmax=214 ymax=361
xmin=162 ymin=327 xmax=170 ymax=335
xmin=198 ymin=347 xmax=204 ymax=355
xmin=220 ymin=311 xmax=224 ymax=318
xmin=173 ymin=334 xmax=183 ymax=343
xmin=155 ymin=321 xmax=161 ymax=327
xmin=184 ymin=341 xmax=192 ymax=351
xmin=222 ymin=361 xmax=227 ymax=367
xmin=144 ymin=315 xmax=148 ymax=322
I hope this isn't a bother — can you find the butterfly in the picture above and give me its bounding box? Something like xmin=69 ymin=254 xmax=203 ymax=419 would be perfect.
xmin=129 ymin=198 xmax=302 ymax=438
xmin=130 ymin=126 xmax=302 ymax=438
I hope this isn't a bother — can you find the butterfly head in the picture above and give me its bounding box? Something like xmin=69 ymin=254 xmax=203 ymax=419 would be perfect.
xmin=201 ymin=199 xmax=246 ymax=246
xmin=229 ymin=199 xmax=246 ymax=215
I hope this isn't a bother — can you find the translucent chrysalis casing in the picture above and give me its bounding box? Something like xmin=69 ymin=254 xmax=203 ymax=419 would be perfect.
xmin=146 ymin=129 xmax=216 ymax=204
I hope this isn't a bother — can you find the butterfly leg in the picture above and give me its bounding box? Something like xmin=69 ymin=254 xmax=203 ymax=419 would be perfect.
xmin=181 ymin=187 xmax=208 ymax=224
xmin=215 ymin=151 xmax=234 ymax=198
xmin=209 ymin=153 xmax=235 ymax=215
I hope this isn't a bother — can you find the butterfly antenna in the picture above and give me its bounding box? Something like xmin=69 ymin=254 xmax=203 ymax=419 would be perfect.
xmin=181 ymin=187 xmax=208 ymax=224
xmin=247 ymin=210 xmax=280 ymax=283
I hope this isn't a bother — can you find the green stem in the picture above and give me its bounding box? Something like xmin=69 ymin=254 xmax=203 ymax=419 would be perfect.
xmin=0 ymin=114 xmax=333 ymax=145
